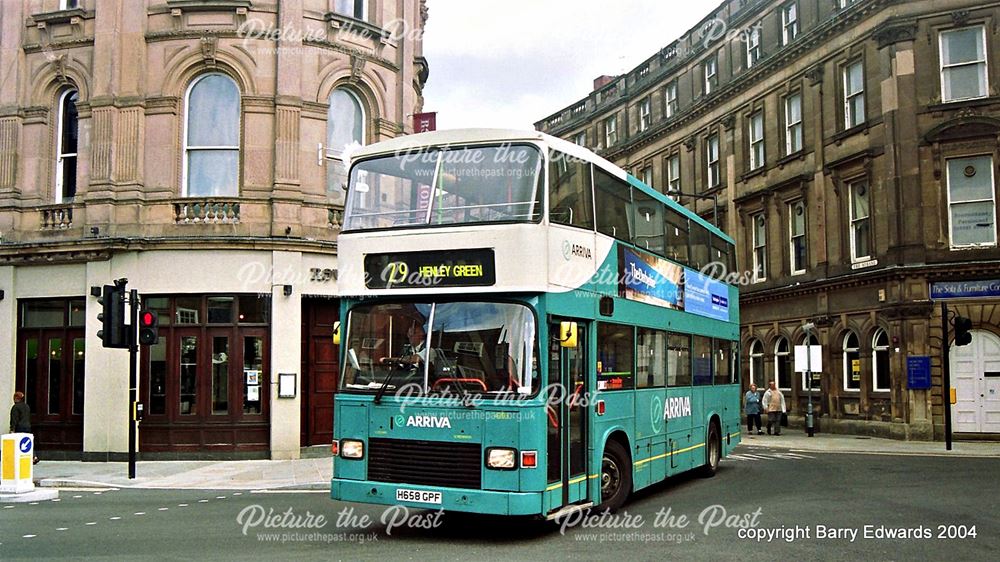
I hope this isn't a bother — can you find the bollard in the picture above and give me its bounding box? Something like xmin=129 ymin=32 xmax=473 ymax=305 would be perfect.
xmin=0 ymin=433 xmax=36 ymax=494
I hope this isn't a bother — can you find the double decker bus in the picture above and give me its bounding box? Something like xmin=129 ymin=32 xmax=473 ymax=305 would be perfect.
xmin=331 ymin=129 xmax=741 ymax=518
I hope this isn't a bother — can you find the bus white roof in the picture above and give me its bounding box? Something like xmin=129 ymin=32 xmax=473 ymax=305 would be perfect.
xmin=348 ymin=128 xmax=625 ymax=180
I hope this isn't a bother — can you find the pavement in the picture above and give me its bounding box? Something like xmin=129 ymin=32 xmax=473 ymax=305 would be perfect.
xmin=20 ymin=433 xmax=1000 ymax=492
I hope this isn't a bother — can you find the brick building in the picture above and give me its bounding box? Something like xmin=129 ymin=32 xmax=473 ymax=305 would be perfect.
xmin=0 ymin=0 xmax=428 ymax=459
xmin=538 ymin=0 xmax=1000 ymax=440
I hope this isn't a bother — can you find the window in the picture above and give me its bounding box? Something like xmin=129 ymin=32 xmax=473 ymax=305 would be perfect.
xmin=752 ymin=213 xmax=766 ymax=282
xmin=639 ymin=97 xmax=652 ymax=132
xmin=665 ymin=81 xmax=679 ymax=118
xmin=790 ymin=201 xmax=806 ymax=274
xmin=597 ymin=323 xmax=634 ymax=391
xmin=667 ymin=154 xmax=681 ymax=193
xmin=665 ymin=211 xmax=689 ymax=264
xmin=872 ymin=329 xmax=890 ymax=392
xmin=785 ymin=93 xmax=803 ymax=154
xmin=326 ymin=88 xmax=365 ymax=201
xmin=633 ymin=188 xmax=664 ymax=254
xmin=60 ymin=0 xmax=80 ymax=9
xmin=849 ymin=181 xmax=871 ymax=261
xmin=749 ymin=339 xmax=764 ymax=386
xmin=706 ymin=134 xmax=720 ymax=188
xmin=334 ymin=0 xmax=368 ymax=21
xmin=604 ymin=116 xmax=618 ymax=147
xmin=184 ymin=74 xmax=240 ymax=197
xmin=55 ymin=89 xmax=79 ymax=203
xmin=748 ymin=111 xmax=764 ymax=170
xmin=704 ymin=53 xmax=718 ymax=95
xmin=843 ymin=332 xmax=861 ymax=391
xmin=574 ymin=131 xmax=587 ymax=147
xmin=940 ymin=26 xmax=988 ymax=102
xmin=637 ymin=328 xmax=666 ymax=388
xmin=843 ymin=60 xmax=865 ymax=129
xmin=693 ymin=335 xmax=713 ymax=385
xmin=667 ymin=333 xmax=691 ymax=387
xmin=549 ymin=151 xmax=594 ymax=230
xmin=689 ymin=222 xmax=711 ymax=271
xmin=746 ymin=21 xmax=762 ymax=68
xmin=782 ymin=3 xmax=799 ymax=45
xmin=715 ymin=340 xmax=735 ymax=385
xmin=839 ymin=0 xmax=859 ymax=8
xmin=947 ymin=155 xmax=996 ymax=247
xmin=594 ymin=167 xmax=632 ymax=241
xmin=775 ymin=337 xmax=792 ymax=390
xmin=800 ymin=334 xmax=820 ymax=391
xmin=641 ymin=167 xmax=653 ymax=188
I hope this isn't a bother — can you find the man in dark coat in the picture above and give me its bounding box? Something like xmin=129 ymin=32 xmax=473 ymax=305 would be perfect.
xmin=9 ymin=391 xmax=38 ymax=464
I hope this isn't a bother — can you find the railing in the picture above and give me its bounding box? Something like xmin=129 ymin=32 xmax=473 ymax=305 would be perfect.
xmin=173 ymin=200 xmax=240 ymax=224
xmin=40 ymin=205 xmax=73 ymax=229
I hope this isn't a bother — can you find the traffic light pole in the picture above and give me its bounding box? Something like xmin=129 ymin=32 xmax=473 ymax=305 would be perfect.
xmin=942 ymin=302 xmax=952 ymax=452
xmin=129 ymin=289 xmax=139 ymax=478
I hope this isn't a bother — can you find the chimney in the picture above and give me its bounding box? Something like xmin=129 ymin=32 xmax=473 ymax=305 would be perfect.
xmin=593 ymin=75 xmax=615 ymax=90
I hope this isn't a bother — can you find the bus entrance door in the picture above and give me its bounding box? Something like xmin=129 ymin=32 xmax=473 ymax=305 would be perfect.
xmin=547 ymin=320 xmax=590 ymax=511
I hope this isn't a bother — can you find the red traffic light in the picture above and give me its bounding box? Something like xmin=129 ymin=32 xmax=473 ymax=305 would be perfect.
xmin=141 ymin=311 xmax=156 ymax=327
xmin=138 ymin=309 xmax=159 ymax=345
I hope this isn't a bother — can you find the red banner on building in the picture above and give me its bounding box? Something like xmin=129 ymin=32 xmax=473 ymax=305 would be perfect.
xmin=413 ymin=112 xmax=437 ymax=133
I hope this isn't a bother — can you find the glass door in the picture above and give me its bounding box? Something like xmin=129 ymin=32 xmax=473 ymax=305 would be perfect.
xmin=547 ymin=320 xmax=589 ymax=508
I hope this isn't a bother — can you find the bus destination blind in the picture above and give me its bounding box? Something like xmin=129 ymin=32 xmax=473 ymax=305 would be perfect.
xmin=365 ymin=249 xmax=496 ymax=289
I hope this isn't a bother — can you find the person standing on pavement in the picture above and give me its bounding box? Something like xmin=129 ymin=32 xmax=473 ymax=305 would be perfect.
xmin=9 ymin=391 xmax=39 ymax=464
xmin=762 ymin=381 xmax=786 ymax=435
xmin=744 ymin=383 xmax=763 ymax=435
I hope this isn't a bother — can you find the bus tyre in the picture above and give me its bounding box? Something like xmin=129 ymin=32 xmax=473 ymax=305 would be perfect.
xmin=700 ymin=422 xmax=721 ymax=478
xmin=599 ymin=440 xmax=632 ymax=512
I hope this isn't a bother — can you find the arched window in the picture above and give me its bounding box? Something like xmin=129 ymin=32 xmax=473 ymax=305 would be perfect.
xmin=326 ymin=88 xmax=366 ymax=200
xmin=873 ymin=328 xmax=890 ymax=392
xmin=843 ymin=332 xmax=861 ymax=391
xmin=774 ymin=337 xmax=792 ymax=390
xmin=184 ymin=73 xmax=240 ymax=197
xmin=801 ymin=333 xmax=820 ymax=392
xmin=748 ymin=339 xmax=764 ymax=387
xmin=55 ymin=89 xmax=79 ymax=203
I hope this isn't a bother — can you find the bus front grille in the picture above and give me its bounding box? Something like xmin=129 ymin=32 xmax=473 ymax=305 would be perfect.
xmin=368 ymin=438 xmax=482 ymax=489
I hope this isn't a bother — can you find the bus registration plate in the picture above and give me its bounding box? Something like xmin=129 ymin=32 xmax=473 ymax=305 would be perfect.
xmin=396 ymin=489 xmax=442 ymax=505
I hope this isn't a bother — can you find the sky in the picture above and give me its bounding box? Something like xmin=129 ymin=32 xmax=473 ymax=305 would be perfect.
xmin=422 ymin=1 xmax=711 ymax=131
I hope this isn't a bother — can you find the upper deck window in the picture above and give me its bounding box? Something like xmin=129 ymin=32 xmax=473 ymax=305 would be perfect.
xmin=343 ymin=144 xmax=543 ymax=231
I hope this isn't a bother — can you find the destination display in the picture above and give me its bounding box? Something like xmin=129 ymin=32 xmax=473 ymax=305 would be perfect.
xmin=364 ymin=248 xmax=496 ymax=289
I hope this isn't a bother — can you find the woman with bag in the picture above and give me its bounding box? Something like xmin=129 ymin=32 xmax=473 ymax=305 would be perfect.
xmin=761 ymin=381 xmax=786 ymax=436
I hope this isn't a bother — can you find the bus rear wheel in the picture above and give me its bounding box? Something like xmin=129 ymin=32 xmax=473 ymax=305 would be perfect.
xmin=699 ymin=422 xmax=721 ymax=478
xmin=598 ymin=440 xmax=632 ymax=512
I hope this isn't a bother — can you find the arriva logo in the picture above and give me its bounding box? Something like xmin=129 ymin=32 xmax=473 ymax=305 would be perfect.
xmin=403 ymin=415 xmax=452 ymax=428
xmin=663 ymin=396 xmax=692 ymax=420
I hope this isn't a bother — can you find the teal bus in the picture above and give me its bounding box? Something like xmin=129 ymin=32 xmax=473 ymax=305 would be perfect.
xmin=331 ymin=129 xmax=741 ymax=518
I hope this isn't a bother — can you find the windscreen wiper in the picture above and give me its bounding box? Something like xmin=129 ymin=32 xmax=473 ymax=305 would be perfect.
xmin=373 ymin=363 xmax=399 ymax=405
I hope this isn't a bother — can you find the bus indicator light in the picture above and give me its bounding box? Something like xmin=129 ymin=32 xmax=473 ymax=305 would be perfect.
xmin=520 ymin=451 xmax=537 ymax=468
xmin=330 ymin=441 xmax=339 ymax=456
xmin=596 ymin=400 xmax=606 ymax=416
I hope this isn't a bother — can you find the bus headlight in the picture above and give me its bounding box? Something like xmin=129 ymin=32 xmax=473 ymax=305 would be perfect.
xmin=485 ymin=447 xmax=517 ymax=470
xmin=341 ymin=439 xmax=364 ymax=459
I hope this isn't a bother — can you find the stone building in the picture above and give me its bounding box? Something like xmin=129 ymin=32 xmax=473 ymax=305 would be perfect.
xmin=0 ymin=0 xmax=428 ymax=459
xmin=538 ymin=0 xmax=1000 ymax=440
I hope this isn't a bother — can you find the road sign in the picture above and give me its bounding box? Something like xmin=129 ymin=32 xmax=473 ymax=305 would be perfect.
xmin=794 ymin=345 xmax=822 ymax=373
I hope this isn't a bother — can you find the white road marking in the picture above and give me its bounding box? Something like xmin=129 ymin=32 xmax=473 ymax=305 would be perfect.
xmin=51 ymin=499 xmax=61 ymax=502
xmin=85 ymin=522 xmax=97 ymax=526
xmin=93 ymin=492 xmax=102 ymax=495
xmin=158 ymin=508 xmax=169 ymax=511
xmin=56 ymin=528 xmax=68 ymax=531
xmin=3 ymin=505 xmax=14 ymax=509
xmin=249 ymin=489 xmax=327 ymax=494
xmin=29 ymin=502 xmax=38 ymax=505
xmin=198 ymin=499 xmax=209 ymax=503
xmin=110 ymin=517 xmax=121 ymax=521
xmin=178 ymin=503 xmax=188 ymax=507
xmin=23 ymin=534 xmax=36 ymax=538
xmin=134 ymin=512 xmax=146 ymax=516
xmin=215 ymin=496 xmax=226 ymax=499
xmin=233 ymin=492 xmax=242 ymax=496
xmin=73 ymin=495 xmax=82 ymax=498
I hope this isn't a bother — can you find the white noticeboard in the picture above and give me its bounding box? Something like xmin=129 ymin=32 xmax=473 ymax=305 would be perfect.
xmin=794 ymin=345 xmax=823 ymax=373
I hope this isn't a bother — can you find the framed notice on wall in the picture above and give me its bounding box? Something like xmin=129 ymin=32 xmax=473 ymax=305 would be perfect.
xmin=278 ymin=373 xmax=297 ymax=398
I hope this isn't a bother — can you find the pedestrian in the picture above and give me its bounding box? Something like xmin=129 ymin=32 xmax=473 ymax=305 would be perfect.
xmin=9 ymin=391 xmax=38 ymax=464
xmin=761 ymin=381 xmax=786 ymax=436
xmin=744 ymin=383 xmax=763 ymax=435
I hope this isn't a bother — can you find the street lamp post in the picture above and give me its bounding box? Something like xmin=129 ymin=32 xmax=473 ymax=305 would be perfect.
xmin=802 ymin=322 xmax=816 ymax=437
xmin=666 ymin=189 xmax=718 ymax=228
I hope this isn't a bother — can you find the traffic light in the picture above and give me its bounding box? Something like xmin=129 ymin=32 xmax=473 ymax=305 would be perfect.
xmin=138 ymin=309 xmax=159 ymax=345
xmin=97 ymin=284 xmax=128 ymax=349
xmin=954 ymin=316 xmax=973 ymax=347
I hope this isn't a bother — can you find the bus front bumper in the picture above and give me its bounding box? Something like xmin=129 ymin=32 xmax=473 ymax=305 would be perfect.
xmin=331 ymin=479 xmax=544 ymax=516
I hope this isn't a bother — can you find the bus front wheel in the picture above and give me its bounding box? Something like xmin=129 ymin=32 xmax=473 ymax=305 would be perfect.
xmin=599 ymin=440 xmax=632 ymax=512
xmin=699 ymin=422 xmax=721 ymax=478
